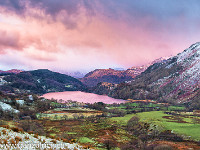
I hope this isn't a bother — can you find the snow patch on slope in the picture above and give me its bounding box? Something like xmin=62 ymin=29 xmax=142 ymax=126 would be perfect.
xmin=0 ymin=102 xmax=19 ymax=113
xmin=0 ymin=127 xmax=87 ymax=150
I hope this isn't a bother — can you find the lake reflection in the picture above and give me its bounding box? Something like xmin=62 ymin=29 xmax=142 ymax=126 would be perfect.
xmin=42 ymin=91 xmax=126 ymax=104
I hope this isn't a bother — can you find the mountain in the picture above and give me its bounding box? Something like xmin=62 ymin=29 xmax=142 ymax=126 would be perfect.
xmin=0 ymin=69 xmax=23 ymax=74
xmin=65 ymin=71 xmax=86 ymax=78
xmin=81 ymin=68 xmax=134 ymax=87
xmin=108 ymin=42 xmax=200 ymax=105
xmin=0 ymin=69 xmax=86 ymax=94
xmin=81 ymin=58 xmax=166 ymax=87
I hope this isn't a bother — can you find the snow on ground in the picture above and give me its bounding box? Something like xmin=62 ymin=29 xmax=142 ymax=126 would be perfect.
xmin=0 ymin=102 xmax=19 ymax=113
xmin=0 ymin=127 xmax=87 ymax=150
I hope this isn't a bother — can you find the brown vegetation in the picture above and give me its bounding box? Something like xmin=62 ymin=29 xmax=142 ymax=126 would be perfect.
xmin=11 ymin=127 xmax=24 ymax=133
xmin=2 ymin=129 xmax=7 ymax=135
xmin=51 ymin=139 xmax=57 ymax=144
xmin=0 ymin=125 xmax=10 ymax=129
xmin=15 ymin=136 xmax=22 ymax=142
xmin=10 ymin=138 xmax=16 ymax=144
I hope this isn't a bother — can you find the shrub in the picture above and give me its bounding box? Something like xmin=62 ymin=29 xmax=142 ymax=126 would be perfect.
xmin=62 ymin=139 xmax=69 ymax=143
xmin=28 ymin=131 xmax=33 ymax=134
xmin=33 ymin=134 xmax=38 ymax=139
xmin=51 ymin=139 xmax=57 ymax=144
xmin=83 ymin=145 xmax=91 ymax=149
xmin=103 ymin=140 xmax=117 ymax=150
xmin=154 ymin=144 xmax=173 ymax=150
xmin=10 ymin=139 xmax=15 ymax=144
xmin=46 ymin=134 xmax=54 ymax=139
xmin=2 ymin=129 xmax=7 ymax=135
xmin=0 ymin=120 xmax=7 ymax=125
xmin=19 ymin=120 xmax=45 ymax=135
xmin=121 ymin=144 xmax=137 ymax=150
xmin=60 ymin=133 xmax=76 ymax=141
xmin=41 ymin=139 xmax=45 ymax=144
xmin=70 ymin=139 xmax=76 ymax=143
xmin=11 ymin=127 xmax=24 ymax=133
xmin=0 ymin=125 xmax=10 ymax=129
xmin=15 ymin=136 xmax=22 ymax=142
xmin=158 ymin=131 xmax=184 ymax=142
xmin=3 ymin=139 xmax=8 ymax=144
xmin=56 ymin=137 xmax=61 ymax=141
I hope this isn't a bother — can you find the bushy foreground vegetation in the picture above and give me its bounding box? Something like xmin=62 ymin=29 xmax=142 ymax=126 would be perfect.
xmin=0 ymin=91 xmax=200 ymax=149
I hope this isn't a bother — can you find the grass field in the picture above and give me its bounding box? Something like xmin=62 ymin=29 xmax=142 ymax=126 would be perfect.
xmin=36 ymin=108 xmax=103 ymax=120
xmin=110 ymin=114 xmax=136 ymax=125
xmin=78 ymin=137 xmax=95 ymax=144
xmin=111 ymin=111 xmax=200 ymax=140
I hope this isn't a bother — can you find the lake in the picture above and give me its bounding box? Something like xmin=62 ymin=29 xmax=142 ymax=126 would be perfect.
xmin=42 ymin=91 xmax=126 ymax=104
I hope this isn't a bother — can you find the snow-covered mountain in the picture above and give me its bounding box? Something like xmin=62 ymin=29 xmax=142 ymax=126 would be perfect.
xmin=109 ymin=42 xmax=200 ymax=104
xmin=154 ymin=42 xmax=200 ymax=103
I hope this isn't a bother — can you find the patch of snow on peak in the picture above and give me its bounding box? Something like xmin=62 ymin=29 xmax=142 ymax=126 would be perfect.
xmin=177 ymin=43 xmax=200 ymax=64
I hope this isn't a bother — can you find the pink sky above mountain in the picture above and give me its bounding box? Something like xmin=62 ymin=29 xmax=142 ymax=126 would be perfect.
xmin=0 ymin=0 xmax=200 ymax=73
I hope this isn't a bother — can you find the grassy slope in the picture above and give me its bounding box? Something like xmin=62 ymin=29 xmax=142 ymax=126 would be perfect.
xmin=78 ymin=137 xmax=95 ymax=144
xmin=111 ymin=111 xmax=200 ymax=140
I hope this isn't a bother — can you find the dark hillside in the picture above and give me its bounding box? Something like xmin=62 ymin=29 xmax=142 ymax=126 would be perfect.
xmin=0 ymin=69 xmax=86 ymax=94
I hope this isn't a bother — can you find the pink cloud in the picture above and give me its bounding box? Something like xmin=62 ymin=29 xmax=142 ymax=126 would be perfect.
xmin=0 ymin=1 xmax=200 ymax=73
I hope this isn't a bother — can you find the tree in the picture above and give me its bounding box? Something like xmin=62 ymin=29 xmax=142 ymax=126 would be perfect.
xmin=54 ymin=114 xmax=58 ymax=120
xmin=103 ymin=140 xmax=117 ymax=150
xmin=63 ymin=115 xmax=68 ymax=120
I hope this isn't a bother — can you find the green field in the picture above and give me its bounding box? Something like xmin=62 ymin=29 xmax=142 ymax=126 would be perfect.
xmin=111 ymin=111 xmax=200 ymax=140
xmin=78 ymin=137 xmax=95 ymax=144
xmin=110 ymin=114 xmax=136 ymax=125
xmin=36 ymin=108 xmax=102 ymax=120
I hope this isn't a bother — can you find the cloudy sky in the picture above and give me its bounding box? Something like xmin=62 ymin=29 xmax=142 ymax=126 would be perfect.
xmin=0 ymin=0 xmax=200 ymax=73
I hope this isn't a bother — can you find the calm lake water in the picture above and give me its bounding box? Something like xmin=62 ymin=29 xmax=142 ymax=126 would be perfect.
xmin=42 ymin=91 xmax=126 ymax=104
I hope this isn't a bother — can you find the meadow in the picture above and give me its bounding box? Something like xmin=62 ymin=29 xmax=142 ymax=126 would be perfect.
xmin=111 ymin=111 xmax=200 ymax=141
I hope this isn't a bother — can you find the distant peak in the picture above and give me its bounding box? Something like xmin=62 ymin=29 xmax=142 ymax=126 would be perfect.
xmin=37 ymin=69 xmax=50 ymax=71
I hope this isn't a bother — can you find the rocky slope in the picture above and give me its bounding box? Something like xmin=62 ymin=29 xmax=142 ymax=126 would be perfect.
xmin=81 ymin=58 xmax=166 ymax=87
xmin=0 ymin=69 xmax=86 ymax=94
xmin=109 ymin=42 xmax=200 ymax=104
xmin=0 ymin=127 xmax=85 ymax=150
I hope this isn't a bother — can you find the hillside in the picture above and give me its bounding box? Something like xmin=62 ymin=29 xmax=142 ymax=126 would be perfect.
xmin=108 ymin=43 xmax=200 ymax=105
xmin=81 ymin=58 xmax=166 ymax=87
xmin=0 ymin=69 xmax=86 ymax=94
xmin=90 ymin=82 xmax=117 ymax=95
xmin=0 ymin=127 xmax=84 ymax=150
xmin=81 ymin=68 xmax=135 ymax=87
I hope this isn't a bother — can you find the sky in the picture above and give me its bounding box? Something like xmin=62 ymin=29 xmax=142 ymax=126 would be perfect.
xmin=0 ymin=0 xmax=200 ymax=74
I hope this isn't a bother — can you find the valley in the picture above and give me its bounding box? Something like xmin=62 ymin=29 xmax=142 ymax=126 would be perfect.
xmin=2 ymin=0 xmax=200 ymax=149
xmin=0 ymin=43 xmax=200 ymax=149
xmin=1 ymin=93 xmax=200 ymax=149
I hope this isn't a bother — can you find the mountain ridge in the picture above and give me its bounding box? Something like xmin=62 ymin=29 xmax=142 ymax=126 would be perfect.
xmin=0 ymin=69 xmax=23 ymax=74
xmin=107 ymin=42 xmax=200 ymax=105
xmin=81 ymin=57 xmax=167 ymax=87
